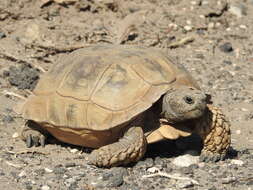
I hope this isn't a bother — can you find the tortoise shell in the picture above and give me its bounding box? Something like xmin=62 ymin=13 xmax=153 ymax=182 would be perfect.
xmin=21 ymin=45 xmax=199 ymax=139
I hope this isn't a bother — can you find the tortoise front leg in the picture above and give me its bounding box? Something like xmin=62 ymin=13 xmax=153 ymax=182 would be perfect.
xmin=21 ymin=120 xmax=48 ymax=148
xmin=196 ymin=105 xmax=231 ymax=162
xmin=88 ymin=127 xmax=147 ymax=167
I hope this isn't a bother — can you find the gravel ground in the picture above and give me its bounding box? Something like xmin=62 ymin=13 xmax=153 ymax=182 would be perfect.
xmin=0 ymin=0 xmax=253 ymax=189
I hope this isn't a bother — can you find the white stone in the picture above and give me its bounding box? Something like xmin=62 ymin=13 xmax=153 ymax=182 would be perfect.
xmin=41 ymin=185 xmax=50 ymax=190
xmin=208 ymin=22 xmax=215 ymax=29
xmin=12 ymin=132 xmax=19 ymax=138
xmin=172 ymin=154 xmax=199 ymax=167
xmin=241 ymin=108 xmax=248 ymax=112
xmin=231 ymin=159 xmax=244 ymax=166
xmin=70 ymin=148 xmax=79 ymax=153
xmin=239 ymin=25 xmax=247 ymax=29
xmin=229 ymin=4 xmax=246 ymax=18
xmin=236 ymin=130 xmax=241 ymax=135
xmin=198 ymin=162 xmax=205 ymax=168
xmin=184 ymin=25 xmax=193 ymax=31
xmin=18 ymin=171 xmax=26 ymax=177
xmin=147 ymin=167 xmax=159 ymax=173
xmin=44 ymin=168 xmax=53 ymax=173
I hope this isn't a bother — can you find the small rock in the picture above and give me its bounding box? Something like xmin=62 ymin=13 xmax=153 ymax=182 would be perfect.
xmin=44 ymin=168 xmax=53 ymax=173
xmin=18 ymin=171 xmax=26 ymax=177
xmin=41 ymin=185 xmax=50 ymax=190
xmin=184 ymin=25 xmax=193 ymax=31
xmin=134 ymin=158 xmax=154 ymax=169
xmin=7 ymin=64 xmax=40 ymax=90
xmin=65 ymin=163 xmax=76 ymax=168
xmin=64 ymin=178 xmax=76 ymax=187
xmin=239 ymin=25 xmax=247 ymax=29
xmin=231 ymin=159 xmax=244 ymax=166
xmin=12 ymin=132 xmax=19 ymax=138
xmin=236 ymin=130 xmax=241 ymax=135
xmin=0 ymin=32 xmax=6 ymax=39
xmin=229 ymin=3 xmax=247 ymax=18
xmin=147 ymin=167 xmax=159 ymax=173
xmin=172 ymin=154 xmax=199 ymax=167
xmin=54 ymin=167 xmax=66 ymax=175
xmin=198 ymin=162 xmax=205 ymax=168
xmin=208 ymin=22 xmax=215 ymax=29
xmin=177 ymin=180 xmax=194 ymax=188
xmin=223 ymin=60 xmax=232 ymax=65
xmin=219 ymin=42 xmax=233 ymax=53
xmin=89 ymin=167 xmax=127 ymax=188
xmin=221 ymin=176 xmax=236 ymax=184
xmin=2 ymin=115 xmax=14 ymax=123
xmin=70 ymin=148 xmax=79 ymax=153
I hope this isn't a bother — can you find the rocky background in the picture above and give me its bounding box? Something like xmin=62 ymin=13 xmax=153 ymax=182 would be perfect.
xmin=0 ymin=0 xmax=252 ymax=189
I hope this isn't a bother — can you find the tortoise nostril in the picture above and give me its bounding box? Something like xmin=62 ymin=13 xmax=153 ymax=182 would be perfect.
xmin=184 ymin=96 xmax=194 ymax=104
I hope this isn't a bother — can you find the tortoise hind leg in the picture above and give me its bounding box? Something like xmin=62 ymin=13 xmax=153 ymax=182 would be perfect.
xmin=21 ymin=120 xmax=48 ymax=148
xmin=88 ymin=127 xmax=147 ymax=167
xmin=197 ymin=105 xmax=231 ymax=162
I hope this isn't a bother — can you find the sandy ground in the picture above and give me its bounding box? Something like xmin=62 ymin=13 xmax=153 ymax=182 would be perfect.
xmin=0 ymin=0 xmax=252 ymax=189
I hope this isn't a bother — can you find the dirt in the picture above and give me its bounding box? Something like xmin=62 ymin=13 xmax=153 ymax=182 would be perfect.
xmin=0 ymin=0 xmax=252 ymax=189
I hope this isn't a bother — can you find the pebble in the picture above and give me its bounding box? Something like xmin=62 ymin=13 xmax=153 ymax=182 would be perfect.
xmin=18 ymin=171 xmax=26 ymax=177
xmin=44 ymin=168 xmax=53 ymax=173
xmin=239 ymin=25 xmax=247 ymax=29
xmin=229 ymin=3 xmax=247 ymax=17
xmin=0 ymin=32 xmax=6 ymax=39
xmin=208 ymin=22 xmax=215 ymax=29
xmin=176 ymin=180 xmax=194 ymax=188
xmin=147 ymin=167 xmax=159 ymax=173
xmin=12 ymin=132 xmax=19 ymax=138
xmin=134 ymin=158 xmax=154 ymax=169
xmin=231 ymin=159 xmax=244 ymax=166
xmin=223 ymin=60 xmax=232 ymax=65
xmin=219 ymin=42 xmax=233 ymax=53
xmin=2 ymin=115 xmax=14 ymax=123
xmin=64 ymin=177 xmax=76 ymax=187
xmin=69 ymin=148 xmax=79 ymax=153
xmin=89 ymin=167 xmax=127 ymax=188
xmin=184 ymin=25 xmax=193 ymax=31
xmin=221 ymin=176 xmax=236 ymax=184
xmin=236 ymin=130 xmax=241 ymax=135
xmin=53 ymin=167 xmax=66 ymax=175
xmin=172 ymin=154 xmax=199 ymax=167
xmin=41 ymin=185 xmax=50 ymax=190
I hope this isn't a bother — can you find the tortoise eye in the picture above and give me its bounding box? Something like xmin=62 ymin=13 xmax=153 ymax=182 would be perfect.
xmin=184 ymin=96 xmax=194 ymax=104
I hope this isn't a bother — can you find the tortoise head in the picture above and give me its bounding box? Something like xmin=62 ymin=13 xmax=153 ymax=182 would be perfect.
xmin=162 ymin=87 xmax=207 ymax=123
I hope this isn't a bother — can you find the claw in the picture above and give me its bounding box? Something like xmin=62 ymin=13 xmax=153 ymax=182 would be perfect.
xmin=33 ymin=136 xmax=40 ymax=147
xmin=199 ymin=151 xmax=226 ymax=163
xmin=26 ymin=134 xmax=32 ymax=148
xmin=40 ymin=136 xmax=46 ymax=147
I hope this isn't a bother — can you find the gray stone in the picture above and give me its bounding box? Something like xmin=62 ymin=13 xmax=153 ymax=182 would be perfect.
xmin=219 ymin=42 xmax=233 ymax=53
xmin=177 ymin=180 xmax=194 ymax=188
xmin=134 ymin=158 xmax=154 ymax=169
xmin=0 ymin=32 xmax=6 ymax=39
xmin=88 ymin=167 xmax=127 ymax=188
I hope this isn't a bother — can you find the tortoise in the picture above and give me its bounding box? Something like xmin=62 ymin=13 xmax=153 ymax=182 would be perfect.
xmin=19 ymin=44 xmax=231 ymax=167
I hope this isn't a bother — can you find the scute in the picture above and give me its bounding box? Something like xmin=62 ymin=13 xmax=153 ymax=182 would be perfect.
xmin=91 ymin=62 xmax=151 ymax=111
xmin=57 ymin=55 xmax=111 ymax=100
